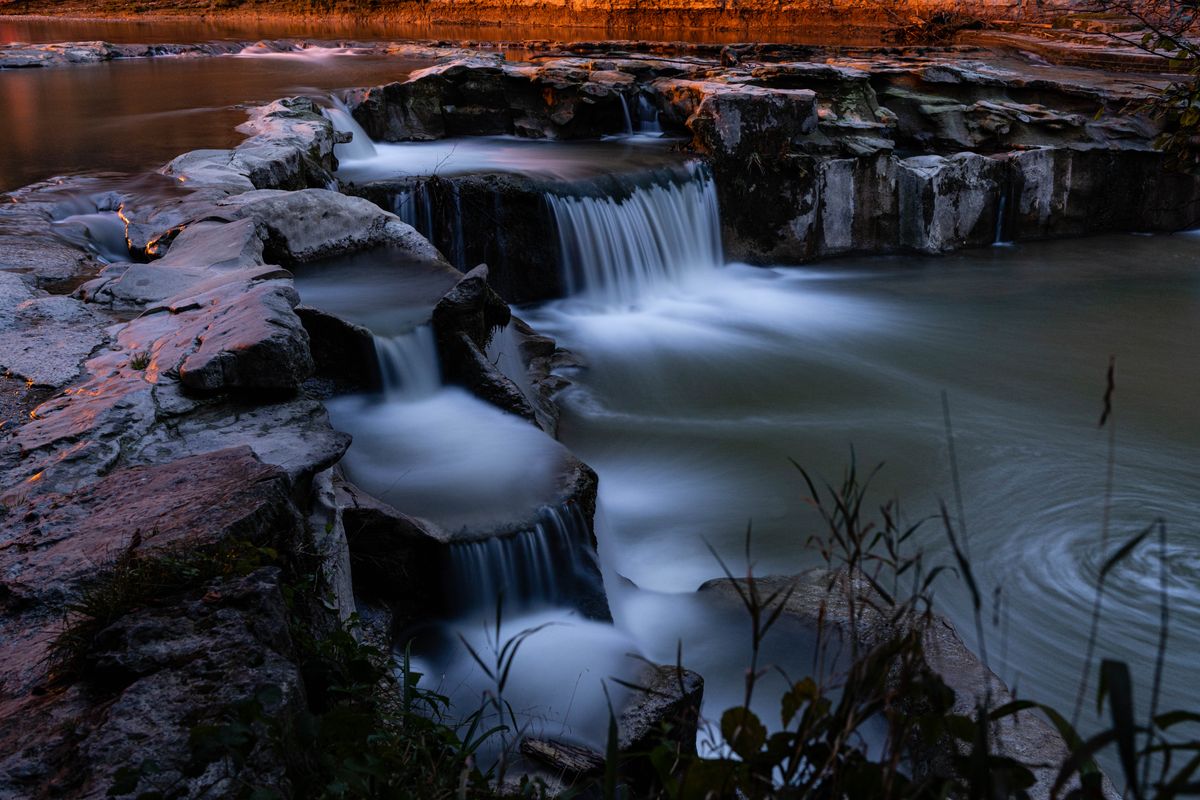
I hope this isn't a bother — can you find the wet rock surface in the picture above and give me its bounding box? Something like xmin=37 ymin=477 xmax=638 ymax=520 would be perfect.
xmin=0 ymin=446 xmax=305 ymax=799
xmin=520 ymin=663 xmax=704 ymax=790
xmin=342 ymin=42 xmax=1198 ymax=266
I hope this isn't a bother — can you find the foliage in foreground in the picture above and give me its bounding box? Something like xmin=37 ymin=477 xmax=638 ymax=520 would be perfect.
xmin=59 ymin=373 xmax=1199 ymax=799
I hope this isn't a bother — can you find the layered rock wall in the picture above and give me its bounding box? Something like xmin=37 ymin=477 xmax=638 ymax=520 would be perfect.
xmin=343 ymin=46 xmax=1200 ymax=292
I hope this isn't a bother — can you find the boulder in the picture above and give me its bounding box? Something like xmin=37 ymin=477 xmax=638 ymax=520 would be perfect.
xmin=0 ymin=568 xmax=305 ymax=800
xmin=349 ymin=56 xmax=643 ymax=143
xmin=652 ymin=77 xmax=818 ymax=161
xmin=296 ymin=305 xmax=381 ymax=392
xmin=520 ymin=663 xmax=704 ymax=790
xmin=0 ymin=447 xmax=294 ymax=612
xmin=898 ymin=153 xmax=1004 ymax=253
xmin=333 ymin=477 xmax=444 ymax=630
xmin=126 ymin=395 xmax=351 ymax=491
xmin=164 ymin=97 xmax=337 ymax=192
xmin=170 ymin=280 xmax=314 ymax=393
xmin=218 ymin=189 xmax=427 ymax=264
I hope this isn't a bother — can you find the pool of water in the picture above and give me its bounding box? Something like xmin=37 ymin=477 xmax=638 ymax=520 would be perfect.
xmin=0 ymin=46 xmax=432 ymax=190
xmin=525 ymin=232 xmax=1200 ymax=747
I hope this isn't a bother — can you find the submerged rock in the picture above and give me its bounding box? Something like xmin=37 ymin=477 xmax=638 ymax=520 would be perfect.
xmin=519 ymin=662 xmax=704 ymax=791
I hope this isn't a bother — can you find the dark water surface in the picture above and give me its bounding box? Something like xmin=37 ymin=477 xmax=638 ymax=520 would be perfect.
xmin=0 ymin=48 xmax=428 ymax=190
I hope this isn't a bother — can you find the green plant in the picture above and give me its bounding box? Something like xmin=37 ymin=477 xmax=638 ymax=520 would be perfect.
xmin=50 ymin=535 xmax=278 ymax=682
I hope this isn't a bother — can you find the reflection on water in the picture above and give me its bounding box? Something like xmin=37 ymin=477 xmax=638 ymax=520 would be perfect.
xmin=527 ymin=232 xmax=1200 ymax=755
xmin=0 ymin=49 xmax=430 ymax=190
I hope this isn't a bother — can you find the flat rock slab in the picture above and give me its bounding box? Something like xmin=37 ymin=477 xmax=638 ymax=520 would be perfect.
xmin=0 ymin=273 xmax=108 ymax=389
xmin=219 ymin=188 xmax=421 ymax=262
xmin=0 ymin=446 xmax=293 ymax=610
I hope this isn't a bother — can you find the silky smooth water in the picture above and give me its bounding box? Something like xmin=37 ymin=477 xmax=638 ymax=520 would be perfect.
xmin=526 ymin=232 xmax=1200 ymax=751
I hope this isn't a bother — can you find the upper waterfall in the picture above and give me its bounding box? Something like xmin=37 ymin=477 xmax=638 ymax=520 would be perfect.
xmin=547 ymin=162 xmax=723 ymax=307
xmin=374 ymin=325 xmax=441 ymax=400
xmin=325 ymin=96 xmax=378 ymax=162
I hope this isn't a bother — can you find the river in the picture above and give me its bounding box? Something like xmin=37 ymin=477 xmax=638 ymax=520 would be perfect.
xmin=5 ymin=20 xmax=1198 ymax=777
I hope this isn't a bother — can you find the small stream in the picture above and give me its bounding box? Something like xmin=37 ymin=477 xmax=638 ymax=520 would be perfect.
xmin=6 ymin=26 xmax=1197 ymax=773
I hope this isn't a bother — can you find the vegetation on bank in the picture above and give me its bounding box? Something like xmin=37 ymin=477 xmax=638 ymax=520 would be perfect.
xmin=0 ymin=0 xmax=1009 ymax=38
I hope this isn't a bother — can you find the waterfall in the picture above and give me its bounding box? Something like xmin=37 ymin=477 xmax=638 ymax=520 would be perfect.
xmin=618 ymin=94 xmax=634 ymax=136
xmin=450 ymin=503 xmax=601 ymax=613
xmin=392 ymin=181 xmax=469 ymax=268
xmin=547 ymin=163 xmax=723 ymax=307
xmin=324 ymin=96 xmax=378 ymax=162
xmin=374 ymin=325 xmax=441 ymax=400
xmin=393 ymin=184 xmax=435 ymax=240
xmin=994 ymin=192 xmax=1010 ymax=246
xmin=637 ymin=95 xmax=662 ymax=135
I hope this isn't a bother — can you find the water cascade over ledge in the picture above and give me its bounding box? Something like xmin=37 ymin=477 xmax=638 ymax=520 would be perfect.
xmin=449 ymin=503 xmax=605 ymax=615
xmin=324 ymin=96 xmax=378 ymax=162
xmin=548 ymin=162 xmax=723 ymax=307
xmin=373 ymin=325 xmax=440 ymax=400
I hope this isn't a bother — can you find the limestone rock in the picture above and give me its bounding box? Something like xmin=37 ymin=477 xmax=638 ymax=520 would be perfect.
xmin=0 ymin=447 xmax=294 ymax=610
xmin=172 ymin=280 xmax=314 ymax=392
xmin=653 ymin=77 xmax=818 ymax=161
xmin=0 ymin=273 xmax=108 ymax=388
xmin=898 ymin=153 xmax=1004 ymax=253
xmin=164 ymin=97 xmax=336 ymax=192
xmin=219 ymin=189 xmax=420 ymax=263
xmin=520 ymin=662 xmax=704 ymax=790
xmin=0 ymin=569 xmax=305 ymax=799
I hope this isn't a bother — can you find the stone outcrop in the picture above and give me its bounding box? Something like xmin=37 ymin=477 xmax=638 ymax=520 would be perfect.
xmin=0 ymin=96 xmax=384 ymax=798
xmin=520 ymin=663 xmax=705 ymax=791
xmin=342 ymin=45 xmax=1200 ymax=270
xmin=0 ymin=447 xmax=306 ymax=798
xmin=349 ymin=55 xmax=642 ymax=143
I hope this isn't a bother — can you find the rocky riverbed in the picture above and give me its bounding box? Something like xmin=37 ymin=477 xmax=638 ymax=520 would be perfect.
xmin=0 ymin=28 xmax=1189 ymax=796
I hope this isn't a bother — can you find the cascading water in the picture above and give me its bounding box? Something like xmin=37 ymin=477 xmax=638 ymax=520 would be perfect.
xmin=449 ymin=503 xmax=603 ymax=613
xmin=637 ymin=94 xmax=663 ymax=135
xmin=373 ymin=325 xmax=441 ymax=400
xmin=547 ymin=163 xmax=723 ymax=307
xmin=50 ymin=212 xmax=130 ymax=263
xmin=392 ymin=183 xmax=435 ymax=240
xmin=324 ymin=96 xmax=378 ymax=162
xmin=618 ymin=94 xmax=634 ymax=136
xmin=994 ymin=192 xmax=1010 ymax=246
xmin=392 ymin=181 xmax=469 ymax=269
